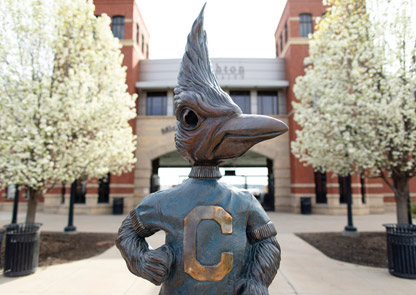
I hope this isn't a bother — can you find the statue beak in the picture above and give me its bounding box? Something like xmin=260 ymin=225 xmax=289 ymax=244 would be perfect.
xmin=209 ymin=114 xmax=288 ymax=160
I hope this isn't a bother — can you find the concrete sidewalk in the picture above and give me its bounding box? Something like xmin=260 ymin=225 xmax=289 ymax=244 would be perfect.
xmin=0 ymin=209 xmax=399 ymax=233
xmin=1 ymin=211 xmax=415 ymax=295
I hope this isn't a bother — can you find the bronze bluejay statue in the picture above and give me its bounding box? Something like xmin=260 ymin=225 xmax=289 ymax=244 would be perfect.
xmin=116 ymin=4 xmax=288 ymax=295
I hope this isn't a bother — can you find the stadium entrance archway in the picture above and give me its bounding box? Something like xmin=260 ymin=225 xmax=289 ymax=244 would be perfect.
xmin=151 ymin=151 xmax=276 ymax=211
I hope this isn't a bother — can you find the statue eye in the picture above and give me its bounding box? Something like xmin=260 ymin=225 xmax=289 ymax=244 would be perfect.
xmin=182 ymin=108 xmax=199 ymax=129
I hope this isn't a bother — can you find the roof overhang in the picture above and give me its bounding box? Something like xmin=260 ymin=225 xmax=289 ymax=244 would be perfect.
xmin=135 ymin=80 xmax=289 ymax=90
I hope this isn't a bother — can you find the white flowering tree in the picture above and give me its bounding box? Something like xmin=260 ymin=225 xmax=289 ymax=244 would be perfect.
xmin=292 ymin=0 xmax=416 ymax=224
xmin=0 ymin=0 xmax=137 ymax=223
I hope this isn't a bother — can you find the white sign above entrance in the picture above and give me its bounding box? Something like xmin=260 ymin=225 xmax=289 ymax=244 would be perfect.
xmin=136 ymin=58 xmax=288 ymax=89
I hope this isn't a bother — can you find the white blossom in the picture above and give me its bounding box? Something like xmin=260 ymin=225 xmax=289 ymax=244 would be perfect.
xmin=0 ymin=0 xmax=136 ymax=198
xmin=292 ymin=0 xmax=416 ymax=223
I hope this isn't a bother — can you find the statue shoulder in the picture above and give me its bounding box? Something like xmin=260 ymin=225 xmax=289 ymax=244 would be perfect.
xmin=226 ymin=183 xmax=254 ymax=200
xmin=216 ymin=182 xmax=255 ymax=207
xmin=138 ymin=185 xmax=182 ymax=207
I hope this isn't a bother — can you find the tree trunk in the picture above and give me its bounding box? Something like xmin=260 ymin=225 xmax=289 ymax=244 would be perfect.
xmin=26 ymin=188 xmax=41 ymax=223
xmin=392 ymin=173 xmax=411 ymax=224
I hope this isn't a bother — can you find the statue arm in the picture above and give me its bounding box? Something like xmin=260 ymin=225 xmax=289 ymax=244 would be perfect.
xmin=116 ymin=209 xmax=174 ymax=286
xmin=235 ymin=196 xmax=281 ymax=295
xmin=235 ymin=223 xmax=281 ymax=295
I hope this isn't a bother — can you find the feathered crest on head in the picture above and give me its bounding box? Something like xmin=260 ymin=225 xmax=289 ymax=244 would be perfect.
xmin=177 ymin=4 xmax=218 ymax=90
xmin=174 ymin=3 xmax=240 ymax=117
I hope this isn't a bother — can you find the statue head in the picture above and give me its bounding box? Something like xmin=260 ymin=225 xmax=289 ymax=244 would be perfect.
xmin=174 ymin=4 xmax=288 ymax=166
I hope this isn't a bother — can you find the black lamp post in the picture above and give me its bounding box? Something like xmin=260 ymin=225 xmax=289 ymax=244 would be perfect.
xmin=342 ymin=126 xmax=357 ymax=234
xmin=64 ymin=181 xmax=77 ymax=232
xmin=344 ymin=174 xmax=357 ymax=233
xmin=11 ymin=185 xmax=19 ymax=224
xmin=408 ymin=193 xmax=413 ymax=225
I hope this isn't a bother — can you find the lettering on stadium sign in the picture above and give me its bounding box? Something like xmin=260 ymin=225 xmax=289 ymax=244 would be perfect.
xmin=161 ymin=125 xmax=176 ymax=135
xmin=215 ymin=64 xmax=245 ymax=80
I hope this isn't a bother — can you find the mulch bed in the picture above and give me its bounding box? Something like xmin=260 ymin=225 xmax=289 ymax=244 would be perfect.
xmin=296 ymin=232 xmax=388 ymax=268
xmin=1 ymin=231 xmax=117 ymax=268
xmin=38 ymin=232 xmax=117 ymax=266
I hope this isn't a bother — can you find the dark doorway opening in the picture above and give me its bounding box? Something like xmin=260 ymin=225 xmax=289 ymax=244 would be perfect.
xmin=338 ymin=175 xmax=352 ymax=204
xmin=315 ymin=172 xmax=327 ymax=204
xmin=72 ymin=179 xmax=86 ymax=204
xmin=98 ymin=173 xmax=110 ymax=203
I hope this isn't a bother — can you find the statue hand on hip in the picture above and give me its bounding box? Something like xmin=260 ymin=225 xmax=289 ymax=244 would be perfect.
xmin=140 ymin=244 xmax=175 ymax=285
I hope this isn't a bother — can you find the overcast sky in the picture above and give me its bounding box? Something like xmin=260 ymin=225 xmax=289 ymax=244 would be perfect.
xmin=136 ymin=0 xmax=286 ymax=59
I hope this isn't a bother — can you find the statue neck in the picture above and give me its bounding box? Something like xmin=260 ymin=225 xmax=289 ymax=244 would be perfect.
xmin=189 ymin=165 xmax=221 ymax=179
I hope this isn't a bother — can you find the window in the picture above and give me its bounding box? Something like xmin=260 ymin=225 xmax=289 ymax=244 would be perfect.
xmin=98 ymin=173 xmax=110 ymax=203
xmin=284 ymin=20 xmax=288 ymax=42
xmin=6 ymin=184 xmax=16 ymax=200
xmin=280 ymin=32 xmax=283 ymax=52
xmin=61 ymin=182 xmax=65 ymax=204
xmin=257 ymin=91 xmax=278 ymax=115
xmin=299 ymin=13 xmax=313 ymax=37
xmin=136 ymin=23 xmax=140 ymax=44
xmin=276 ymin=42 xmax=279 ymax=56
xmin=112 ymin=16 xmax=125 ymax=39
xmin=230 ymin=91 xmax=250 ymax=114
xmin=146 ymin=92 xmax=167 ymax=116
xmin=338 ymin=174 xmax=351 ymax=204
xmin=71 ymin=179 xmax=86 ymax=204
xmin=360 ymin=174 xmax=366 ymax=204
xmin=314 ymin=172 xmax=327 ymax=203
xmin=142 ymin=35 xmax=145 ymax=53
xmin=146 ymin=44 xmax=149 ymax=59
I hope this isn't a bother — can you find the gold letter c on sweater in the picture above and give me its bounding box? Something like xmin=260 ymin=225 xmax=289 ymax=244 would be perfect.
xmin=183 ymin=206 xmax=233 ymax=281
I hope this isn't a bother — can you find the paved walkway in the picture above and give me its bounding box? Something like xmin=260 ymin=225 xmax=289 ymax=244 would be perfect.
xmin=0 ymin=211 xmax=415 ymax=295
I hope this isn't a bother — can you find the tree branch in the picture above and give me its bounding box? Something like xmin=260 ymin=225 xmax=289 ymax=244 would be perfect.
xmin=379 ymin=168 xmax=397 ymax=194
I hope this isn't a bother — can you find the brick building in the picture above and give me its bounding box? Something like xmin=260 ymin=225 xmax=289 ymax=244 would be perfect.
xmin=1 ymin=0 xmax=412 ymax=216
xmin=275 ymin=0 xmax=415 ymax=215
